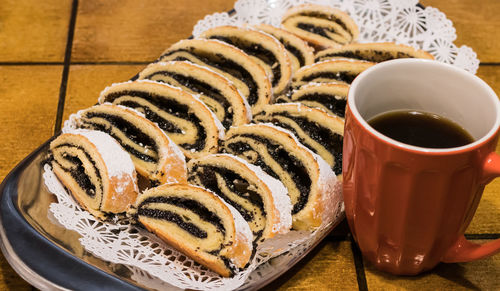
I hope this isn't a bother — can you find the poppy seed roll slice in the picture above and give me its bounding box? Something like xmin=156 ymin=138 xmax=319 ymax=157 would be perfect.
xmin=253 ymin=103 xmax=344 ymax=176
xmin=199 ymin=26 xmax=292 ymax=95
xmin=138 ymin=61 xmax=252 ymax=129
xmin=222 ymin=124 xmax=338 ymax=230
xmin=158 ymin=39 xmax=272 ymax=114
xmin=286 ymin=82 xmax=348 ymax=118
xmin=98 ymin=80 xmax=224 ymax=159
xmin=64 ymin=104 xmax=187 ymax=185
xmin=49 ymin=129 xmax=138 ymax=219
xmin=292 ymin=60 xmax=374 ymax=88
xmin=314 ymin=42 xmax=434 ymax=63
xmin=131 ymin=183 xmax=253 ymax=277
xmin=188 ymin=154 xmax=292 ymax=242
xmin=281 ymin=4 xmax=359 ymax=49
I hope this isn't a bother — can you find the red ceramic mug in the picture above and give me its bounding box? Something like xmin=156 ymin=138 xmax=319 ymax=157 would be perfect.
xmin=343 ymin=59 xmax=500 ymax=275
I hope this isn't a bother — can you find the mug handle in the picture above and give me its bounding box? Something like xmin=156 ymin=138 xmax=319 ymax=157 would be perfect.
xmin=442 ymin=152 xmax=500 ymax=263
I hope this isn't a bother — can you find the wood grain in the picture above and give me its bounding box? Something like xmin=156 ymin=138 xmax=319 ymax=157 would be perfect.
xmin=72 ymin=0 xmax=235 ymax=62
xmin=0 ymin=0 xmax=71 ymax=62
xmin=0 ymin=65 xmax=62 ymax=290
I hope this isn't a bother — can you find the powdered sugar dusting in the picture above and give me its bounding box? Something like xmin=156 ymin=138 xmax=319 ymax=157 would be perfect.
xmin=212 ymin=153 xmax=292 ymax=234
xmin=68 ymin=129 xmax=136 ymax=179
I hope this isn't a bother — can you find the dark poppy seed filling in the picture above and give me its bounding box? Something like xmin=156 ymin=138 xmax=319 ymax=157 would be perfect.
xmin=300 ymin=71 xmax=358 ymax=84
xmin=189 ymin=165 xmax=266 ymax=225
xmin=283 ymin=42 xmax=306 ymax=67
xmin=143 ymin=71 xmax=234 ymax=128
xmin=224 ymin=142 xmax=281 ymax=180
xmin=103 ymin=90 xmax=207 ymax=151
xmin=225 ymin=134 xmax=311 ymax=214
xmin=315 ymin=50 xmax=415 ymax=63
xmin=295 ymin=93 xmax=347 ymax=118
xmin=160 ymin=49 xmax=259 ymax=106
xmin=296 ymin=12 xmax=350 ymax=34
xmin=138 ymin=196 xmax=226 ymax=236
xmin=297 ymin=23 xmax=333 ymax=39
xmin=138 ymin=208 xmax=207 ymax=238
xmin=79 ymin=112 xmax=159 ymax=162
xmin=51 ymin=144 xmax=103 ymax=198
xmin=207 ymin=35 xmax=282 ymax=88
xmin=258 ymin=113 xmax=343 ymax=175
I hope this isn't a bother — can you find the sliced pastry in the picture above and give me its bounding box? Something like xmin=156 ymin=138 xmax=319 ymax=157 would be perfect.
xmin=199 ymin=26 xmax=292 ymax=95
xmin=158 ymin=39 xmax=272 ymax=113
xmin=292 ymin=60 xmax=374 ymax=88
xmin=222 ymin=124 xmax=338 ymax=230
xmin=187 ymin=154 xmax=292 ymax=242
xmin=137 ymin=61 xmax=251 ymax=129
xmin=98 ymin=80 xmax=224 ymax=159
xmin=284 ymin=82 xmax=348 ymax=118
xmin=281 ymin=4 xmax=359 ymax=49
xmin=315 ymin=42 xmax=434 ymax=63
xmin=64 ymin=104 xmax=187 ymax=185
xmin=253 ymin=103 xmax=344 ymax=176
xmin=254 ymin=24 xmax=314 ymax=74
xmin=131 ymin=183 xmax=253 ymax=277
xmin=49 ymin=129 xmax=138 ymax=219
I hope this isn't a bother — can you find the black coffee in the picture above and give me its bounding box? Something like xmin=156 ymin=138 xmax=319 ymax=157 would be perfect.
xmin=368 ymin=110 xmax=474 ymax=148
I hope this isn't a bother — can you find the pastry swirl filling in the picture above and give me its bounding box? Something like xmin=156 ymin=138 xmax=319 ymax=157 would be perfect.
xmin=189 ymin=164 xmax=266 ymax=240
xmin=160 ymin=48 xmax=263 ymax=108
xmin=99 ymin=84 xmax=222 ymax=159
xmin=137 ymin=196 xmax=226 ymax=240
xmin=223 ymin=133 xmax=312 ymax=215
xmin=51 ymin=144 xmax=103 ymax=200
xmin=253 ymin=105 xmax=344 ymax=175
xmin=292 ymin=60 xmax=374 ymax=88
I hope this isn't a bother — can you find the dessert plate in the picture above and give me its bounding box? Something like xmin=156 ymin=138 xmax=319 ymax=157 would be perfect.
xmin=0 ymin=0 xmax=478 ymax=290
xmin=0 ymin=140 xmax=341 ymax=290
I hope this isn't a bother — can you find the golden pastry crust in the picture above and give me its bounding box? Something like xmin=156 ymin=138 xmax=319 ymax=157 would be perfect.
xmin=292 ymin=59 xmax=375 ymax=88
xmin=138 ymin=61 xmax=252 ymax=129
xmin=223 ymin=124 xmax=337 ymax=230
xmin=158 ymin=39 xmax=272 ymax=114
xmin=66 ymin=104 xmax=187 ymax=185
xmin=281 ymin=4 xmax=359 ymax=49
xmin=99 ymin=80 xmax=225 ymax=160
xmin=134 ymin=183 xmax=253 ymax=277
xmin=50 ymin=131 xmax=138 ymax=219
xmin=315 ymin=42 xmax=434 ymax=63
xmin=199 ymin=25 xmax=292 ymax=96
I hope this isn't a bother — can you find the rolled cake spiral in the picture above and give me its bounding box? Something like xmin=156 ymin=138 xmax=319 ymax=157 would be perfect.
xmin=292 ymin=60 xmax=374 ymax=88
xmin=158 ymin=39 xmax=272 ymax=114
xmin=98 ymin=80 xmax=224 ymax=159
xmin=277 ymin=82 xmax=348 ymax=119
xmin=64 ymin=104 xmax=187 ymax=185
xmin=199 ymin=26 xmax=292 ymax=95
xmin=131 ymin=183 xmax=253 ymax=277
xmin=254 ymin=24 xmax=314 ymax=74
xmin=222 ymin=124 xmax=338 ymax=230
xmin=49 ymin=130 xmax=138 ymax=219
xmin=187 ymin=154 xmax=292 ymax=242
xmin=138 ymin=61 xmax=252 ymax=129
xmin=253 ymin=103 xmax=344 ymax=176
xmin=315 ymin=42 xmax=434 ymax=63
xmin=281 ymin=4 xmax=359 ymax=49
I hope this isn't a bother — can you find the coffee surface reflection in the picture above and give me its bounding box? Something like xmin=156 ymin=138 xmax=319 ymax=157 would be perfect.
xmin=368 ymin=110 xmax=474 ymax=148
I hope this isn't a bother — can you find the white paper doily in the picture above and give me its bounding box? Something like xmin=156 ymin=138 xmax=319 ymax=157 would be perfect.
xmin=193 ymin=0 xmax=479 ymax=74
xmin=44 ymin=165 xmax=343 ymax=290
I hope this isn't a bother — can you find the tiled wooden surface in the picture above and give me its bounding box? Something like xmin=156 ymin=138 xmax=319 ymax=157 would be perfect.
xmin=0 ymin=0 xmax=498 ymax=290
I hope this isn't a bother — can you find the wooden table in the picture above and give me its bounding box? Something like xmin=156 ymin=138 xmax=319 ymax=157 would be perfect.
xmin=0 ymin=0 xmax=498 ymax=290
